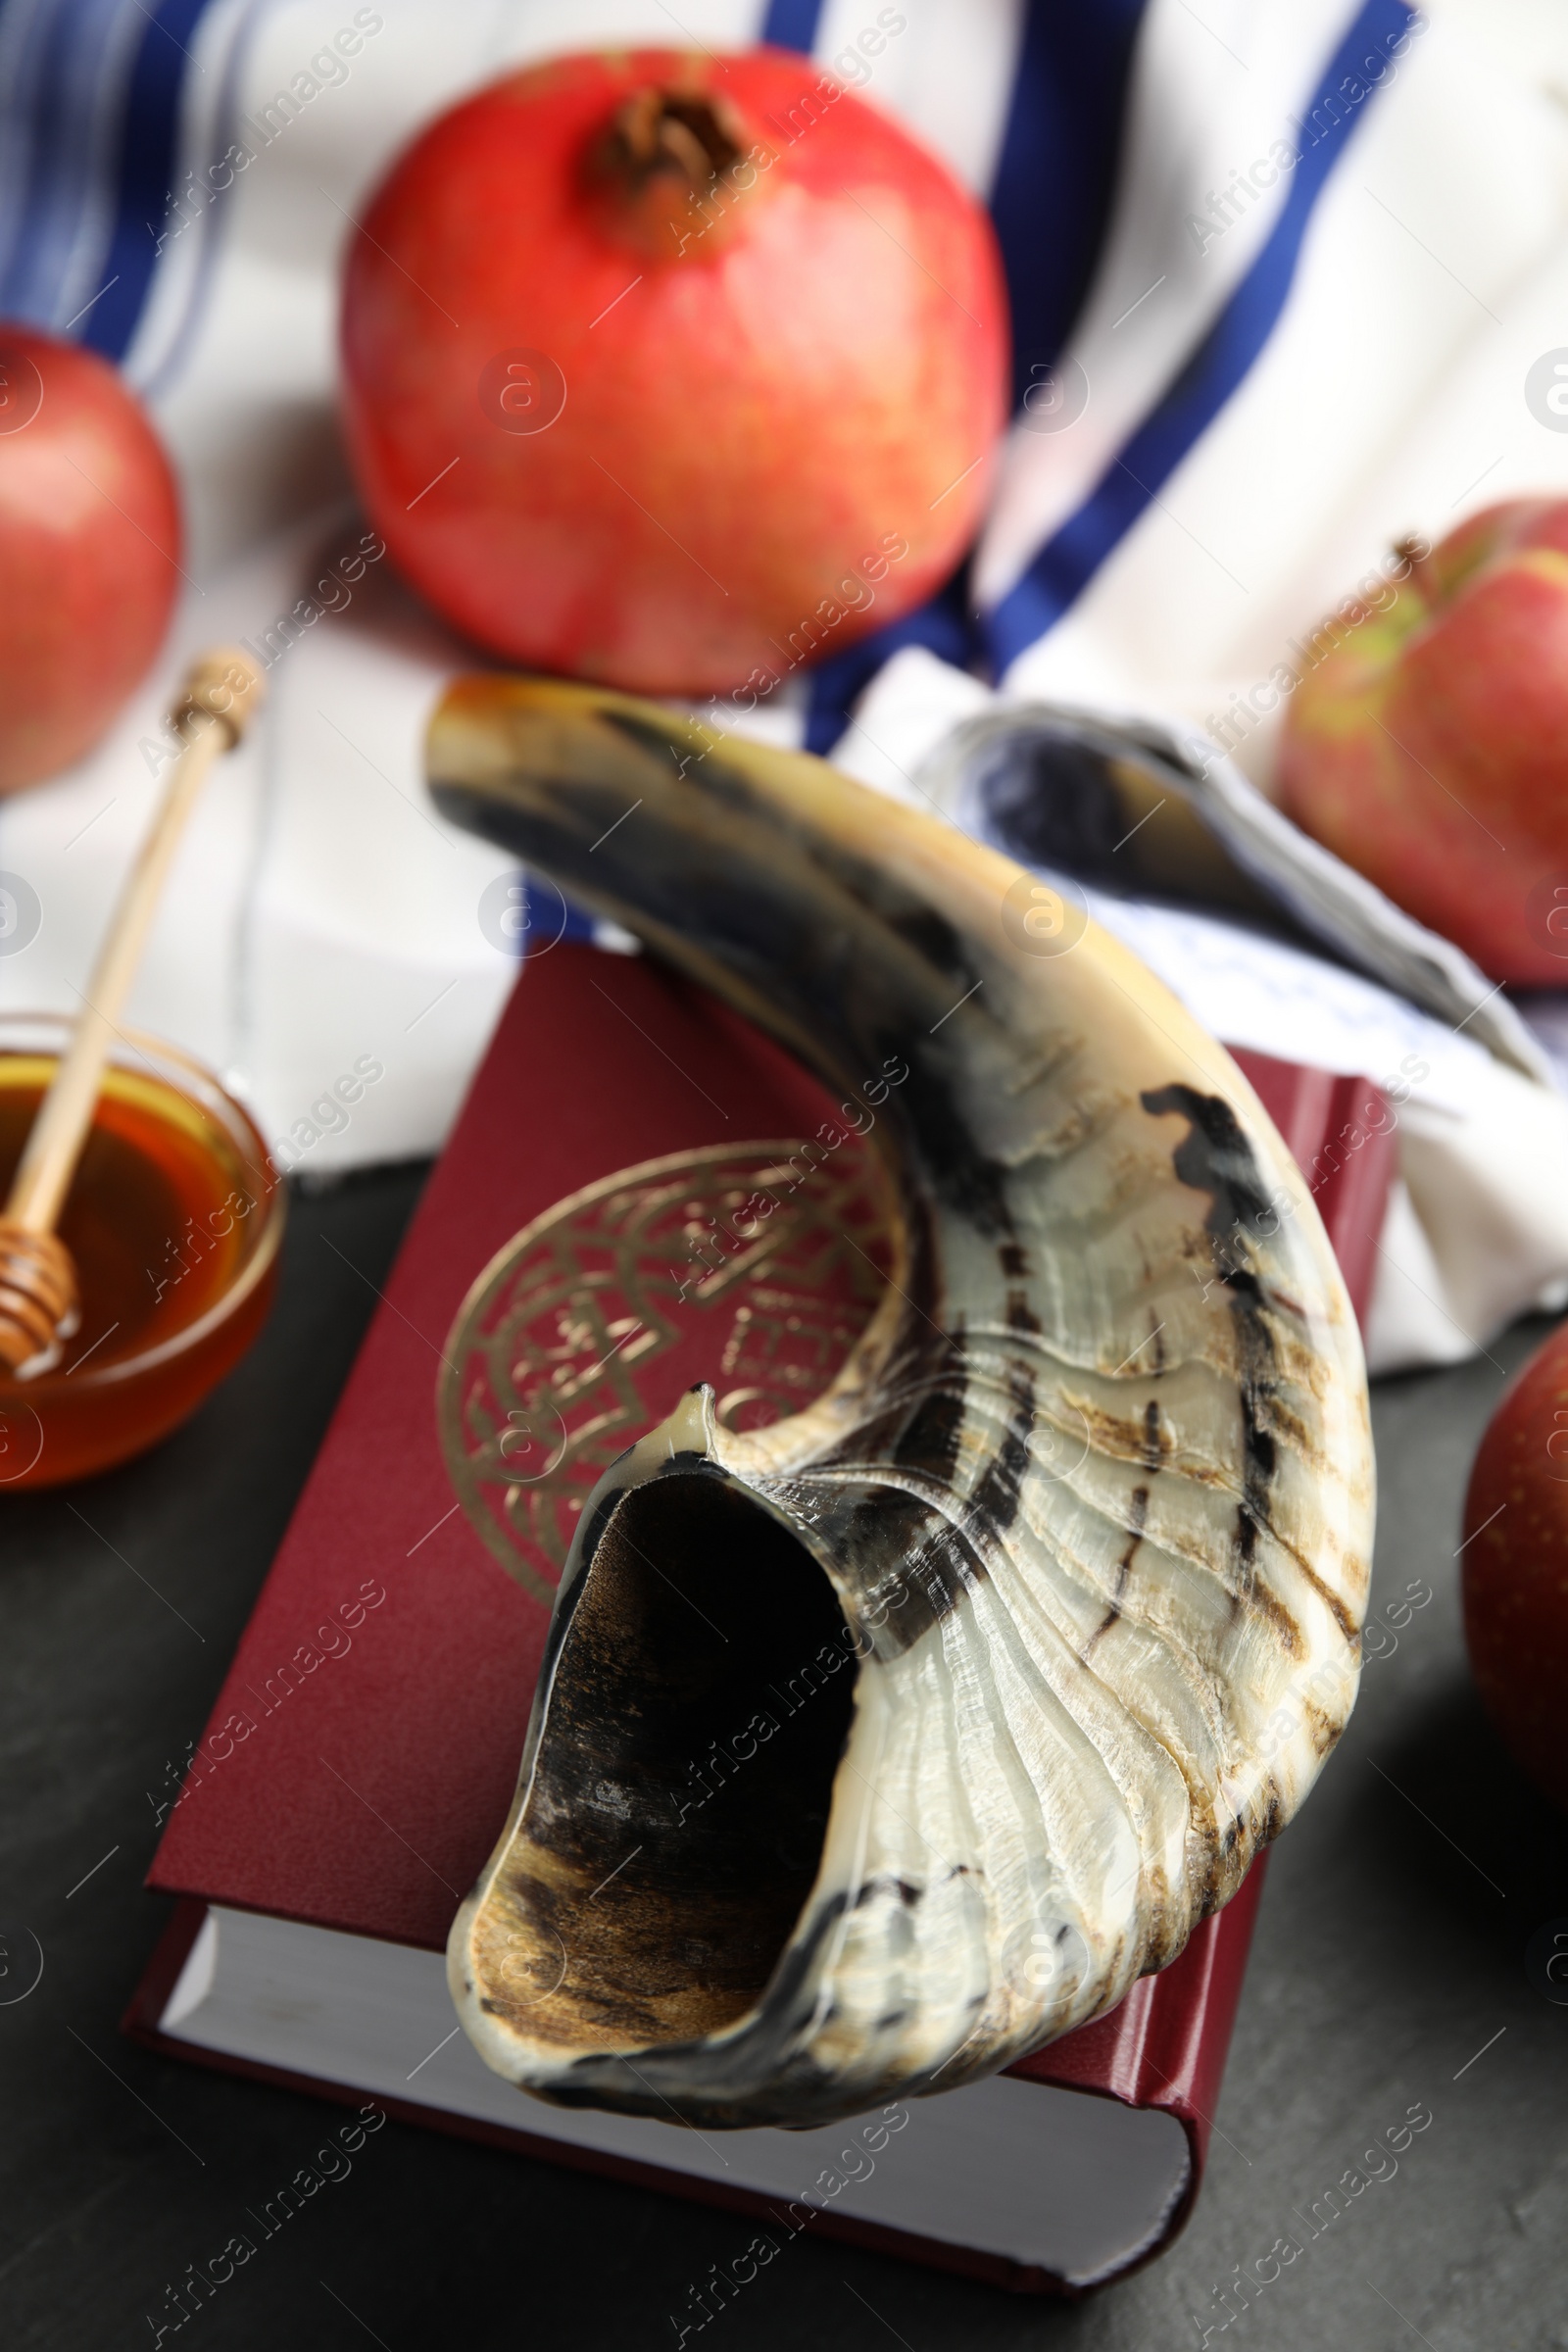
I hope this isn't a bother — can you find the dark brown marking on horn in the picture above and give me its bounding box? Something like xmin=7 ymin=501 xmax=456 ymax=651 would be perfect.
xmin=883 ymin=902 xmax=973 ymax=981
xmin=1272 ymin=1548 xmax=1359 ymax=1643
xmin=1087 ymin=1485 xmax=1150 ymax=1652
xmin=1116 ymin=1485 xmax=1150 ymax=1597
xmin=969 ymin=1362 xmax=1036 ymax=1539
xmin=813 ymin=1310 xmax=967 ymax=1492
xmin=815 ymin=1484 xmax=991 ymax=1653
xmin=854 ymin=1875 xmax=922 ymax=1911
xmin=895 ymin=1047 xmax=1016 ymax=1239
xmin=890 ymin=1337 xmax=968 ymax=1483
xmin=1243 ymin=1572 xmax=1305 ymax=1659
xmin=1138 ymin=1083 xmax=1282 ymax=1603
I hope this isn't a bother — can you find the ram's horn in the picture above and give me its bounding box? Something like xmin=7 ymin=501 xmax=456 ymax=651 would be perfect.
xmin=427 ymin=675 xmax=1373 ymax=2132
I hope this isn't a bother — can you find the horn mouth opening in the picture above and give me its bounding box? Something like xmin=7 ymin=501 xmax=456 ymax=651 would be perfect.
xmin=472 ymin=1467 xmax=859 ymax=2062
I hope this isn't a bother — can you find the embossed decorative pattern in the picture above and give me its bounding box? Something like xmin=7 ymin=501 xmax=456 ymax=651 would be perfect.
xmin=439 ymin=1142 xmax=894 ymax=1603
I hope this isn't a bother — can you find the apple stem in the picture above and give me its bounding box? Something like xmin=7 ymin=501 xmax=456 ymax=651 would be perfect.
xmin=1393 ymin=532 xmax=1438 ymax=604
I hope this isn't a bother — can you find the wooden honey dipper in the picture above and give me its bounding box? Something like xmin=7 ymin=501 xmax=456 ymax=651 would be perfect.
xmin=0 ymin=649 xmax=266 ymax=1377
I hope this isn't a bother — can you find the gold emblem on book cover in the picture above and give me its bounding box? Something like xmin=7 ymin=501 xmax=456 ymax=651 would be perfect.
xmin=438 ymin=1141 xmax=894 ymax=1604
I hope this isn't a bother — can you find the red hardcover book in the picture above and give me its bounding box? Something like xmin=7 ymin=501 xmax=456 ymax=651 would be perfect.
xmin=125 ymin=944 xmax=1395 ymax=2297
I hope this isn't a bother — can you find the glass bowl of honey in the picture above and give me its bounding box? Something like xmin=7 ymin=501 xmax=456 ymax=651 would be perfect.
xmin=0 ymin=1014 xmax=285 ymax=1490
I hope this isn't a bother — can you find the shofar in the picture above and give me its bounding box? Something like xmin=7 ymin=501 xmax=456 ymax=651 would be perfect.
xmin=426 ymin=675 xmax=1373 ymax=2132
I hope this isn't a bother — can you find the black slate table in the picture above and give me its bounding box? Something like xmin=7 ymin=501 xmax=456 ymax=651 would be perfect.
xmin=3 ymin=1164 xmax=1565 ymax=2349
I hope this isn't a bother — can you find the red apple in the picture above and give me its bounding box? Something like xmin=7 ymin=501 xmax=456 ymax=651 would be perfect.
xmin=0 ymin=326 xmax=182 ymax=794
xmin=339 ymin=47 xmax=1008 ymax=698
xmin=1460 ymin=1317 xmax=1568 ymax=1812
xmin=1278 ymin=501 xmax=1568 ymax=984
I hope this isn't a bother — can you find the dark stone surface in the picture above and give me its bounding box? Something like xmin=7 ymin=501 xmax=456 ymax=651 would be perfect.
xmin=1 ymin=1165 xmax=1564 ymax=2349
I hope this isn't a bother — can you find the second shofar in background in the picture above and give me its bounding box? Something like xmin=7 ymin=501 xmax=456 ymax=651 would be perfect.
xmin=425 ymin=677 xmax=1373 ymax=2132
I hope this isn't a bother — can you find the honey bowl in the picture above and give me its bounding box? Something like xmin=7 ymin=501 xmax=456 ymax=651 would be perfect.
xmin=0 ymin=1014 xmax=285 ymax=1490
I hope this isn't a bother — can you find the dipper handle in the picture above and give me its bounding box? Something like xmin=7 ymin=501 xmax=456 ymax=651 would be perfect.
xmin=0 ymin=649 xmax=265 ymax=1375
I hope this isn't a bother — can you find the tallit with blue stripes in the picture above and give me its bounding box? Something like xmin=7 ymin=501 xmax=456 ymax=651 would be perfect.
xmin=3 ymin=0 xmax=1568 ymax=1371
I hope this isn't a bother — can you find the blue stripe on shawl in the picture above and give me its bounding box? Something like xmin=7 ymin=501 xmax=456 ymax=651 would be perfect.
xmin=805 ymin=0 xmax=1150 ymax=751
xmin=83 ymin=0 xmax=218 ymax=358
xmin=759 ymin=0 xmax=823 ymax=53
xmin=985 ymin=0 xmax=1416 ymax=674
xmin=988 ymin=0 xmax=1148 ymax=415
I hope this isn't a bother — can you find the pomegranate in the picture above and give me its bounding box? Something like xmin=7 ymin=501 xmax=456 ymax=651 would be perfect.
xmin=339 ymin=46 xmax=1008 ymax=697
xmin=1460 ymin=1317 xmax=1568 ymax=1812
xmin=0 ymin=326 xmax=182 ymax=794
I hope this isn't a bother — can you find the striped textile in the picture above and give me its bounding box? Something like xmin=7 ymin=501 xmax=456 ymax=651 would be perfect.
xmin=4 ymin=0 xmax=1568 ymax=1373
xmin=0 ymin=0 xmax=1416 ymax=688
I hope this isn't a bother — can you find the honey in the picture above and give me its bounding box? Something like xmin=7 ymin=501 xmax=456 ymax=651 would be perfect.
xmin=0 ymin=1033 xmax=283 ymax=1491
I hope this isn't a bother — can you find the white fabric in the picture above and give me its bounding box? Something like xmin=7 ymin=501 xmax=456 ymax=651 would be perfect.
xmin=839 ymin=644 xmax=1568 ymax=1375
xmin=971 ymin=1 xmax=1364 ymax=611
xmin=999 ymin=9 xmax=1568 ymax=728
xmin=1 ymin=0 xmax=1566 ymax=1371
